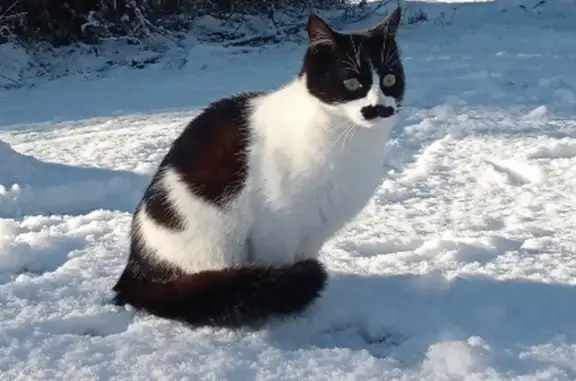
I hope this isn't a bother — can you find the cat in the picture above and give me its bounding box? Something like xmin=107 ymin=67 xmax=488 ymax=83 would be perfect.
xmin=112 ymin=7 xmax=406 ymax=328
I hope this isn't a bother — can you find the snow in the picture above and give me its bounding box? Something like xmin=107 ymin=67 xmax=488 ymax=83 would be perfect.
xmin=1 ymin=0 xmax=576 ymax=380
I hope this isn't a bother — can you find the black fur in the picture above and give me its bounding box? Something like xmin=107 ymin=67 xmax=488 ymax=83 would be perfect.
xmin=113 ymin=258 xmax=328 ymax=327
xmin=140 ymin=176 xmax=187 ymax=231
xmin=143 ymin=91 xmax=263 ymax=228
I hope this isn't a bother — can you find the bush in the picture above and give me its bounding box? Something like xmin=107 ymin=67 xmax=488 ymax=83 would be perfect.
xmin=0 ymin=0 xmax=354 ymax=46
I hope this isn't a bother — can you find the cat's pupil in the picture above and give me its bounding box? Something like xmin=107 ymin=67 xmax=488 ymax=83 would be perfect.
xmin=381 ymin=73 xmax=396 ymax=87
xmin=343 ymin=78 xmax=362 ymax=91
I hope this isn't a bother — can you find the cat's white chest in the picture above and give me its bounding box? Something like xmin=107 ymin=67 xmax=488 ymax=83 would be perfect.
xmin=248 ymin=129 xmax=386 ymax=265
xmin=244 ymin=81 xmax=395 ymax=266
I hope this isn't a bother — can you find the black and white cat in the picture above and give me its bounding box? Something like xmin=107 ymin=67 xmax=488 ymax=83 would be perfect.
xmin=113 ymin=7 xmax=406 ymax=327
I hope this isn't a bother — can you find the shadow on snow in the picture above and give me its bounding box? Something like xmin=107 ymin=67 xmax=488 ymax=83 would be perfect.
xmin=267 ymin=271 xmax=576 ymax=375
xmin=0 ymin=140 xmax=148 ymax=218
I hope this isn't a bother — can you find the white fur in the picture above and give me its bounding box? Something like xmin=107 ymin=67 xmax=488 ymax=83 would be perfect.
xmin=140 ymin=75 xmax=398 ymax=273
xmin=135 ymin=168 xmax=252 ymax=270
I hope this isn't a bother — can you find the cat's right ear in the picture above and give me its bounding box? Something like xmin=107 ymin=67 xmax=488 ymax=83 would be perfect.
xmin=367 ymin=6 xmax=402 ymax=37
xmin=307 ymin=13 xmax=336 ymax=49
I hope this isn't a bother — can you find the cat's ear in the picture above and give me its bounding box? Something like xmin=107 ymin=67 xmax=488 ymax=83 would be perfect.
xmin=307 ymin=13 xmax=336 ymax=48
xmin=368 ymin=6 xmax=402 ymax=36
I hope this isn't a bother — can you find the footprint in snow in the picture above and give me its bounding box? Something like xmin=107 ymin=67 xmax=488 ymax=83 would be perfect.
xmin=315 ymin=322 xmax=407 ymax=358
xmin=528 ymin=141 xmax=576 ymax=159
xmin=338 ymin=238 xmax=424 ymax=258
xmin=414 ymin=235 xmax=525 ymax=264
xmin=483 ymin=158 xmax=545 ymax=185
xmin=8 ymin=309 xmax=134 ymax=338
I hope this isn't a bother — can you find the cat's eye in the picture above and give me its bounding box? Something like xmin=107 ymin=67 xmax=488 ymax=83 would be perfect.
xmin=381 ymin=73 xmax=396 ymax=87
xmin=343 ymin=78 xmax=362 ymax=91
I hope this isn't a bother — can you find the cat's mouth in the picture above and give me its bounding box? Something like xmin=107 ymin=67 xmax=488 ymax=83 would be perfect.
xmin=360 ymin=105 xmax=395 ymax=120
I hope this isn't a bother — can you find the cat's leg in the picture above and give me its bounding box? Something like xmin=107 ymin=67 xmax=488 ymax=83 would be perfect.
xmin=294 ymin=215 xmax=347 ymax=261
xmin=248 ymin=218 xmax=300 ymax=266
xmin=250 ymin=215 xmax=332 ymax=264
xmin=295 ymin=232 xmax=330 ymax=261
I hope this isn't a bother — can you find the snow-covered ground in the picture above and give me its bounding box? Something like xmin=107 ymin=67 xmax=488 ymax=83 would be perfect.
xmin=2 ymin=1 xmax=576 ymax=380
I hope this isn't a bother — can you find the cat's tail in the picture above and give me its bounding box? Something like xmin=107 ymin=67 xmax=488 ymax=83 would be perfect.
xmin=112 ymin=259 xmax=327 ymax=327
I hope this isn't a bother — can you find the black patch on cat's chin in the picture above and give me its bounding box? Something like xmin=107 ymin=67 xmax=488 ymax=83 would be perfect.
xmin=362 ymin=105 xmax=395 ymax=120
xmin=299 ymin=10 xmax=406 ymax=109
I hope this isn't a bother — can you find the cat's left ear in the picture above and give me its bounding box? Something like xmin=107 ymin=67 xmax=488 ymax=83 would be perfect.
xmin=368 ymin=6 xmax=402 ymax=36
xmin=307 ymin=13 xmax=337 ymax=48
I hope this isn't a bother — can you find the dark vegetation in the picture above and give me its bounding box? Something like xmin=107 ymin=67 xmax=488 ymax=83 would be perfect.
xmin=0 ymin=0 xmax=397 ymax=47
xmin=0 ymin=0 xmax=433 ymax=88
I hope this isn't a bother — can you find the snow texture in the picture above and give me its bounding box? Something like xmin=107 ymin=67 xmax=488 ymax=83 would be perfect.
xmin=2 ymin=0 xmax=576 ymax=380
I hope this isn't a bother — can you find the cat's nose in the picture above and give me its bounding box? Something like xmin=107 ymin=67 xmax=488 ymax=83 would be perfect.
xmin=361 ymin=105 xmax=395 ymax=120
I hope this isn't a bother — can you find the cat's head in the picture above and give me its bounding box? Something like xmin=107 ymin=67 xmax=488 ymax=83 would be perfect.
xmin=300 ymin=7 xmax=405 ymax=129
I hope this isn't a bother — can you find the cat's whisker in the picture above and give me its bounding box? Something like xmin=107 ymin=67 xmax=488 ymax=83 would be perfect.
xmin=346 ymin=55 xmax=361 ymax=73
xmin=340 ymin=124 xmax=357 ymax=153
xmin=386 ymin=55 xmax=400 ymax=68
xmin=349 ymin=36 xmax=361 ymax=72
xmin=332 ymin=120 xmax=360 ymax=154
xmin=385 ymin=46 xmax=401 ymax=67
xmin=330 ymin=128 xmax=347 ymax=148
xmin=327 ymin=120 xmax=352 ymax=144
xmin=327 ymin=118 xmax=357 ymax=146
xmin=340 ymin=125 xmax=356 ymax=149
xmin=355 ymin=38 xmax=366 ymax=69
xmin=338 ymin=60 xmax=360 ymax=73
